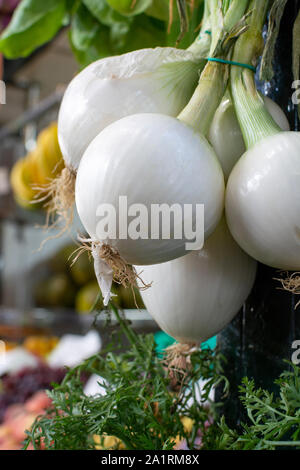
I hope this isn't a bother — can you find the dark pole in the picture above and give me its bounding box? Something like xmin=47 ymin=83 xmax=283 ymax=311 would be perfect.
xmin=216 ymin=0 xmax=300 ymax=428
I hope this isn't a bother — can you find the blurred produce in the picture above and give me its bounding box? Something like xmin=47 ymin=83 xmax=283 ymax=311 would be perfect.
xmin=0 ymin=0 xmax=20 ymax=33
xmin=69 ymin=250 xmax=95 ymax=286
xmin=93 ymin=434 xmax=125 ymax=450
xmin=75 ymin=281 xmax=103 ymax=314
xmin=118 ymin=285 xmax=145 ymax=310
xmin=34 ymin=122 xmax=64 ymax=184
xmin=0 ymin=335 xmax=58 ymax=359
xmin=10 ymin=122 xmax=64 ymax=211
xmin=0 ymin=364 xmax=65 ymax=423
xmin=0 ymin=390 xmax=52 ymax=450
xmin=33 ymin=242 xmax=145 ymax=312
xmin=10 ymin=157 xmax=41 ymax=210
xmin=23 ymin=336 xmax=59 ymax=358
xmin=0 ymin=329 xmax=100 ymax=449
xmin=34 ymin=273 xmax=76 ymax=309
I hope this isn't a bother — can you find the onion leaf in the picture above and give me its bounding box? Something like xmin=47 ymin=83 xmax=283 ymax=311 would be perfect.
xmin=0 ymin=0 xmax=67 ymax=58
xmin=259 ymin=0 xmax=288 ymax=81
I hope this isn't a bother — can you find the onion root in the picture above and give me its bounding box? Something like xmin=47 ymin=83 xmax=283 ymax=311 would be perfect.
xmin=72 ymin=239 xmax=151 ymax=307
xmin=164 ymin=342 xmax=199 ymax=387
xmin=275 ymin=272 xmax=300 ymax=309
xmin=32 ymin=167 xmax=76 ymax=245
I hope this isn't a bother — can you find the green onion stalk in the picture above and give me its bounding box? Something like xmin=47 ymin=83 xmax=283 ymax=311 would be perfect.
xmin=179 ymin=0 xmax=250 ymax=137
xmin=230 ymin=0 xmax=282 ymax=149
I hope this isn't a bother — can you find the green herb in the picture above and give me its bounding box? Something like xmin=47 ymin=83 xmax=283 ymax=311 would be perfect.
xmin=23 ymin=302 xmax=228 ymax=450
xmin=22 ymin=298 xmax=300 ymax=450
xmin=211 ymin=362 xmax=300 ymax=450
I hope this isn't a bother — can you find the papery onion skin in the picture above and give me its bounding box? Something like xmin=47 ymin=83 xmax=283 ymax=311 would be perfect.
xmin=58 ymin=48 xmax=202 ymax=171
xmin=226 ymin=132 xmax=300 ymax=270
xmin=138 ymin=219 xmax=257 ymax=344
xmin=208 ymin=96 xmax=290 ymax=180
xmin=75 ymin=113 xmax=225 ymax=266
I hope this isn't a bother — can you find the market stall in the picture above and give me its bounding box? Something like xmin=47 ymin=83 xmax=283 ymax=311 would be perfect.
xmin=0 ymin=0 xmax=299 ymax=452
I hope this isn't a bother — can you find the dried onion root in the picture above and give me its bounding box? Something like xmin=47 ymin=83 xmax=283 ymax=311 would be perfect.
xmin=32 ymin=167 xmax=76 ymax=244
xmin=72 ymin=239 xmax=151 ymax=307
xmin=275 ymin=272 xmax=300 ymax=308
xmin=164 ymin=342 xmax=199 ymax=389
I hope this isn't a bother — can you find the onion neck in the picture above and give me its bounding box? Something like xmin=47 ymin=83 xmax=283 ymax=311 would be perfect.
xmin=209 ymin=0 xmax=249 ymax=54
xmin=178 ymin=60 xmax=228 ymax=136
xmin=231 ymin=0 xmax=281 ymax=149
xmin=179 ymin=0 xmax=251 ymax=137
xmin=187 ymin=1 xmax=211 ymax=58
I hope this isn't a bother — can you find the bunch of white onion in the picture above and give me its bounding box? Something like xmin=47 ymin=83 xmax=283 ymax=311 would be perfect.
xmin=74 ymin=4 xmax=250 ymax=327
xmin=62 ymin=0 xmax=298 ymax=358
xmin=224 ymin=2 xmax=300 ymax=275
xmin=45 ymin=7 xmax=212 ymax=231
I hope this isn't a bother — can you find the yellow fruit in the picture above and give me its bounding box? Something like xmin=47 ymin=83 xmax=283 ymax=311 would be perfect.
xmin=10 ymin=158 xmax=40 ymax=208
xmin=34 ymin=273 xmax=76 ymax=308
xmin=93 ymin=434 xmax=125 ymax=450
xmin=181 ymin=416 xmax=194 ymax=434
xmin=49 ymin=243 xmax=76 ymax=273
xmin=27 ymin=149 xmax=49 ymax=186
xmin=35 ymin=123 xmax=64 ymax=182
xmin=75 ymin=281 xmax=102 ymax=314
xmin=69 ymin=250 xmax=95 ymax=286
xmin=23 ymin=336 xmax=59 ymax=357
xmin=118 ymin=285 xmax=145 ymax=309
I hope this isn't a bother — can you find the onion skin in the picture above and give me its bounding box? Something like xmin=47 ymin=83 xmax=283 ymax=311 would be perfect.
xmin=226 ymin=132 xmax=300 ymax=270
xmin=58 ymin=48 xmax=200 ymax=171
xmin=138 ymin=219 xmax=257 ymax=344
xmin=75 ymin=113 xmax=225 ymax=266
xmin=208 ymin=96 xmax=290 ymax=180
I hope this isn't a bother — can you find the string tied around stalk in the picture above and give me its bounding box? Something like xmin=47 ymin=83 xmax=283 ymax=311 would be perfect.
xmin=205 ymin=56 xmax=257 ymax=73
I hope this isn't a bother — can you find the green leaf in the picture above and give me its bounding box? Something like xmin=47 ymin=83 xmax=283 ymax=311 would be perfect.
xmin=0 ymin=0 xmax=67 ymax=58
xmin=70 ymin=3 xmax=102 ymax=51
xmin=82 ymin=0 xmax=130 ymax=27
xmin=106 ymin=0 xmax=153 ymax=17
xmin=259 ymin=0 xmax=288 ymax=81
xmin=118 ymin=14 xmax=165 ymax=52
xmin=69 ymin=4 xmax=112 ymax=67
xmin=145 ymin=0 xmax=171 ymax=21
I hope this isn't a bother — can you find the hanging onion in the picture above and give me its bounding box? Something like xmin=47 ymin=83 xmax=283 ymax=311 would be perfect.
xmin=226 ymin=131 xmax=300 ymax=269
xmin=58 ymin=47 xmax=207 ymax=172
xmin=75 ymin=112 xmax=224 ymax=264
xmin=138 ymin=218 xmax=257 ymax=344
xmin=208 ymin=94 xmax=290 ymax=180
xmin=42 ymin=38 xmax=210 ymax=233
xmin=75 ymin=58 xmax=229 ymax=304
xmin=225 ymin=3 xmax=300 ymax=271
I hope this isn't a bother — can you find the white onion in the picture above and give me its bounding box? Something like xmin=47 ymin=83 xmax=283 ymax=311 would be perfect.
xmin=75 ymin=113 xmax=225 ymax=266
xmin=208 ymin=95 xmax=290 ymax=180
xmin=226 ymin=131 xmax=300 ymax=270
xmin=138 ymin=219 xmax=257 ymax=344
xmin=58 ymin=47 xmax=203 ymax=171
